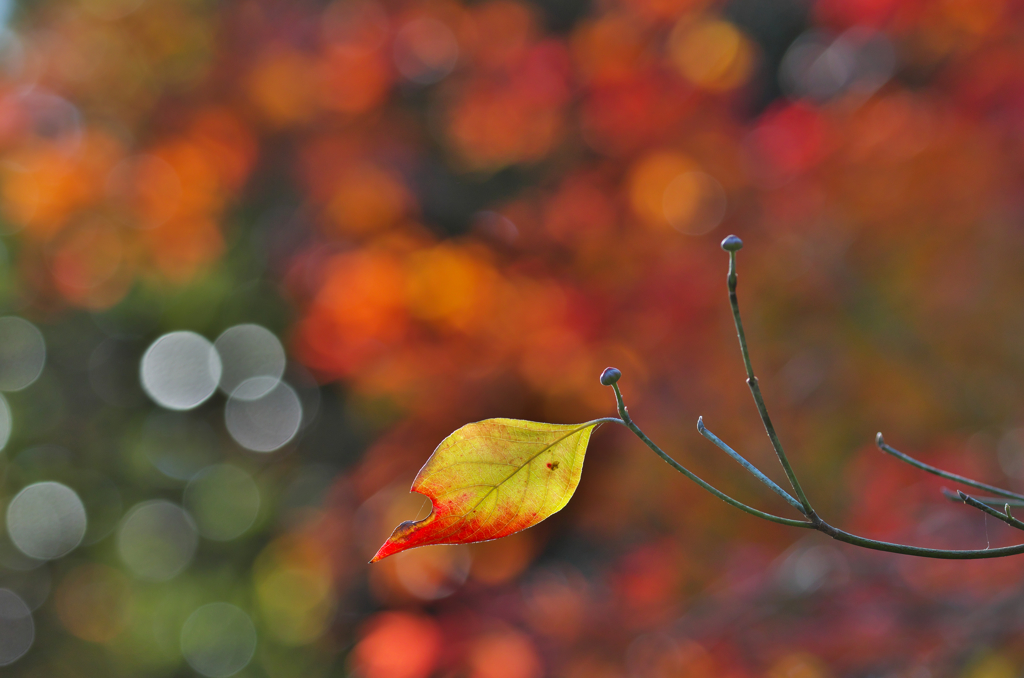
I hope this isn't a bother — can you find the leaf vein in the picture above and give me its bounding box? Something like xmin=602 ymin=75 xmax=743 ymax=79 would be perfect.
xmin=434 ymin=483 xmax=498 ymax=498
xmin=413 ymin=421 xmax=599 ymax=546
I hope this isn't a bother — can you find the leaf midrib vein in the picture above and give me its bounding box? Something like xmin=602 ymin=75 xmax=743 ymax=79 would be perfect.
xmin=427 ymin=422 xmax=597 ymax=541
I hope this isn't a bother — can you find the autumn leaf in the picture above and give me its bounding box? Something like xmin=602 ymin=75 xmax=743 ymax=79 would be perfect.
xmin=370 ymin=418 xmax=605 ymax=562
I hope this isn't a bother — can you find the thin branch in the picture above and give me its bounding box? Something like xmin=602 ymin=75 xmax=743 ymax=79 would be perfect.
xmin=610 ymin=384 xmax=814 ymax=529
xmin=606 ymin=374 xmax=1024 ymax=557
xmin=599 ymin=234 xmax=1024 ymax=560
xmin=592 ymin=236 xmax=1024 ymax=559
xmin=818 ymin=523 xmax=1024 ymax=559
xmin=940 ymin=490 xmax=1024 ymax=508
xmin=697 ymin=417 xmax=806 ymax=515
xmin=723 ymin=238 xmax=816 ymax=519
xmin=876 ymin=433 xmax=1024 ymax=502
xmin=950 ymin=489 xmax=1024 ymax=532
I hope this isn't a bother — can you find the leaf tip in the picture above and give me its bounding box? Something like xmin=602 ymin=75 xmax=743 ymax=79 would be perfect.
xmin=370 ymin=534 xmax=412 ymax=563
xmin=369 ymin=518 xmax=425 ymax=564
xmin=369 ymin=542 xmax=392 ymax=564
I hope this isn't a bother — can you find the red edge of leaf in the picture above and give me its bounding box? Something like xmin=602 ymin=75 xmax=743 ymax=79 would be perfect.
xmin=369 ymin=419 xmax=601 ymax=563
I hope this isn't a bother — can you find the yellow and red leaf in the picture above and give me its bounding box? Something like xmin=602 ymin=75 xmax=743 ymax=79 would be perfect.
xmin=370 ymin=418 xmax=603 ymax=562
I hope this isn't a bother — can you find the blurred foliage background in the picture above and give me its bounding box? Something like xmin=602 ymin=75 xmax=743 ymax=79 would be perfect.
xmin=0 ymin=0 xmax=1023 ymax=676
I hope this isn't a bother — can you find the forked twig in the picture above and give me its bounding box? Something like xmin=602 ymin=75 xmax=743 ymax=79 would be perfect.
xmin=603 ymin=235 xmax=1024 ymax=559
xmin=697 ymin=416 xmax=806 ymax=515
xmin=946 ymin=489 xmax=1024 ymax=532
xmin=877 ymin=436 xmax=1024 ymax=502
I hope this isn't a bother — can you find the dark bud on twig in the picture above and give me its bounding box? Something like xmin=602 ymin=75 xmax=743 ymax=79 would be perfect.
xmin=721 ymin=235 xmax=743 ymax=252
xmin=875 ymin=432 xmax=885 ymax=448
xmin=697 ymin=415 xmax=705 ymax=432
xmin=600 ymin=367 xmax=621 ymax=386
xmin=957 ymin=490 xmax=969 ymax=502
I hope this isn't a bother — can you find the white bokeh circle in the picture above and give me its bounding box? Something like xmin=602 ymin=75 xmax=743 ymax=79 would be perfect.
xmin=225 ymin=379 xmax=302 ymax=452
xmin=140 ymin=331 xmax=222 ymax=410
xmin=6 ymin=482 xmax=86 ymax=560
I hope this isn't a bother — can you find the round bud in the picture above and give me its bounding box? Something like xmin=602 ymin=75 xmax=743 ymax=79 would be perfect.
xmin=720 ymin=235 xmax=743 ymax=252
xmin=599 ymin=367 xmax=621 ymax=386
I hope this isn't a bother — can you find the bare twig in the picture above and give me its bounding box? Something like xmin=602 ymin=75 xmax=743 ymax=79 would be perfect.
xmin=605 ymin=235 xmax=1024 ymax=559
xmin=951 ymin=489 xmax=1024 ymax=532
xmin=877 ymin=434 xmax=1024 ymax=502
